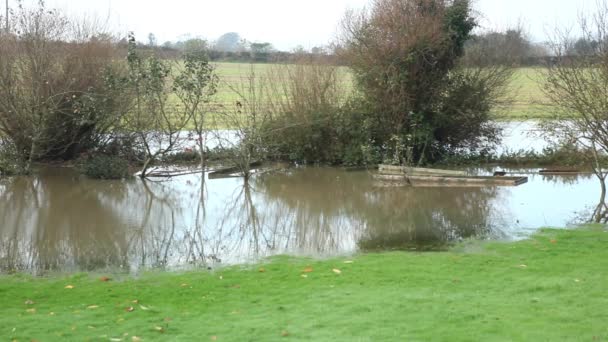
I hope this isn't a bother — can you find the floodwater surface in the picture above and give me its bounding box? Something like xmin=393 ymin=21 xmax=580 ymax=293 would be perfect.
xmin=0 ymin=166 xmax=601 ymax=275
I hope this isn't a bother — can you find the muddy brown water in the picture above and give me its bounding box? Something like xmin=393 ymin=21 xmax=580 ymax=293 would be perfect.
xmin=0 ymin=166 xmax=601 ymax=275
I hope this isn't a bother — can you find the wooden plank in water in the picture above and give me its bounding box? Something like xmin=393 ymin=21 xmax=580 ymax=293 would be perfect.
xmin=404 ymin=167 xmax=467 ymax=176
xmin=378 ymin=165 xmax=467 ymax=176
xmin=406 ymin=175 xmax=528 ymax=187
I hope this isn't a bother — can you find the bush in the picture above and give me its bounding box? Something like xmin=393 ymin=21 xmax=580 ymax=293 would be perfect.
xmin=0 ymin=3 xmax=128 ymax=172
xmin=337 ymin=0 xmax=511 ymax=165
xmin=0 ymin=142 xmax=28 ymax=176
xmin=80 ymin=155 xmax=131 ymax=180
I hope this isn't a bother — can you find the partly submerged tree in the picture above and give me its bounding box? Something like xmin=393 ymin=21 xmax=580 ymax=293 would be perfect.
xmin=337 ymin=0 xmax=512 ymax=165
xmin=542 ymin=1 xmax=608 ymax=223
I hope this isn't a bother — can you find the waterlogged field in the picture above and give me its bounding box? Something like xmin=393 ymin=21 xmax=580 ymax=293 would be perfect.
xmin=207 ymin=63 xmax=554 ymax=122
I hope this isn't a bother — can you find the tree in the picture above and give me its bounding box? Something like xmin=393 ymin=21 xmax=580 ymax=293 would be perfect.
xmin=182 ymin=38 xmax=208 ymax=55
xmin=542 ymin=1 xmax=608 ymax=223
xmin=0 ymin=1 xmax=126 ymax=172
xmin=337 ymin=0 xmax=510 ymax=165
xmin=215 ymin=32 xmax=241 ymax=52
xmin=463 ymin=27 xmax=535 ymax=66
xmin=250 ymin=42 xmax=274 ymax=62
xmin=174 ymin=52 xmax=219 ymax=170
xmin=123 ymin=34 xmax=193 ymax=178
xmin=148 ymin=32 xmax=157 ymax=47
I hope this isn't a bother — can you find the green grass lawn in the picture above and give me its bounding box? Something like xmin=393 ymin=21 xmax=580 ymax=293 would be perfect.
xmin=2 ymin=227 xmax=607 ymax=341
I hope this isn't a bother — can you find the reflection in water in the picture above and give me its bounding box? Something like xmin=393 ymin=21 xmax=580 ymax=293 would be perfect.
xmin=0 ymin=166 xmax=601 ymax=274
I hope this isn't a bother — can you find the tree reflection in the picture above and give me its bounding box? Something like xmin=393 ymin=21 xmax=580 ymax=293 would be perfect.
xmin=0 ymin=166 xmax=510 ymax=274
xmin=257 ymin=168 xmax=503 ymax=252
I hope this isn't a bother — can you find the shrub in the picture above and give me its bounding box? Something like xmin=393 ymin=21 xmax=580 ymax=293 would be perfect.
xmin=80 ymin=155 xmax=131 ymax=180
xmin=0 ymin=3 xmax=128 ymax=172
xmin=337 ymin=0 xmax=511 ymax=165
xmin=0 ymin=141 xmax=28 ymax=176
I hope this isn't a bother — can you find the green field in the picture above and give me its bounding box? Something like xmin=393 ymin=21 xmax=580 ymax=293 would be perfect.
xmin=208 ymin=63 xmax=554 ymax=121
xmin=2 ymin=227 xmax=607 ymax=341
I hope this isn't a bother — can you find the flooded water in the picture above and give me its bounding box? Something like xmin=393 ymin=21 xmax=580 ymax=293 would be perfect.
xmin=0 ymin=165 xmax=601 ymax=275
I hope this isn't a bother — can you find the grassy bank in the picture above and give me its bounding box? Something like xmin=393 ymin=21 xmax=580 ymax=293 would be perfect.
xmin=2 ymin=227 xmax=607 ymax=341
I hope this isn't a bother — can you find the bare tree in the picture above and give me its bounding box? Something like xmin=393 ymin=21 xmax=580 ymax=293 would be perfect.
xmin=123 ymin=34 xmax=194 ymax=178
xmin=542 ymin=0 xmax=608 ymax=223
xmin=173 ymin=52 xmax=219 ymax=171
xmin=0 ymin=2 xmax=123 ymax=172
xmin=212 ymin=65 xmax=271 ymax=180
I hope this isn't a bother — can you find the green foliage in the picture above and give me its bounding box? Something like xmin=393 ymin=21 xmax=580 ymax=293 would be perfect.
xmin=1 ymin=228 xmax=607 ymax=340
xmin=80 ymin=154 xmax=131 ymax=180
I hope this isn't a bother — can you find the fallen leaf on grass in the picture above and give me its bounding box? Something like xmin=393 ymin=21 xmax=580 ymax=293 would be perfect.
xmin=87 ymin=305 xmax=99 ymax=310
xmin=332 ymin=269 xmax=342 ymax=274
xmin=550 ymin=239 xmax=557 ymax=244
xmin=517 ymin=264 xmax=528 ymax=268
xmin=154 ymin=326 xmax=165 ymax=333
xmin=180 ymin=283 xmax=189 ymax=287
xmin=125 ymin=307 xmax=135 ymax=312
xmin=163 ymin=317 xmax=172 ymax=322
xmin=258 ymin=267 xmax=266 ymax=273
xmin=139 ymin=305 xmax=151 ymax=311
xmin=132 ymin=336 xmax=142 ymax=342
xmin=281 ymin=330 xmax=289 ymax=337
xmin=109 ymin=338 xmax=123 ymax=342
xmin=25 ymin=308 xmax=36 ymax=314
xmin=303 ymin=266 xmax=313 ymax=273
xmin=132 ymin=300 xmax=139 ymax=304
xmin=100 ymin=276 xmax=111 ymax=282
xmin=210 ymin=336 xmax=218 ymax=341
xmin=24 ymin=299 xmax=35 ymax=305
xmin=64 ymin=285 xmax=75 ymax=289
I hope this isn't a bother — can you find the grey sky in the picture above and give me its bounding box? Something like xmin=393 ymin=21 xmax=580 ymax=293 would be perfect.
xmin=8 ymin=0 xmax=603 ymax=50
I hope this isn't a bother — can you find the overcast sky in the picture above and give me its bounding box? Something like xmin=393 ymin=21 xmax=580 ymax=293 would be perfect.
xmin=7 ymin=0 xmax=603 ymax=50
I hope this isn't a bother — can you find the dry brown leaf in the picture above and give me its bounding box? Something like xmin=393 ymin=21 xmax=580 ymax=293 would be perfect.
xmin=210 ymin=336 xmax=218 ymax=341
xmin=258 ymin=268 xmax=266 ymax=273
xmin=154 ymin=326 xmax=165 ymax=333
xmin=132 ymin=336 xmax=142 ymax=342
xmin=163 ymin=317 xmax=172 ymax=322
xmin=99 ymin=276 xmax=111 ymax=282
xmin=125 ymin=307 xmax=135 ymax=312
xmin=303 ymin=266 xmax=313 ymax=273
xmin=550 ymin=239 xmax=557 ymax=244
xmin=281 ymin=330 xmax=290 ymax=337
